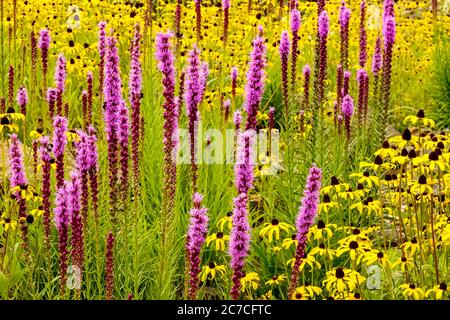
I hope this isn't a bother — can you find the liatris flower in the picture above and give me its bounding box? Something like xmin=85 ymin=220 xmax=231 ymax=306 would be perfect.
xmin=46 ymin=88 xmax=57 ymax=119
xmin=234 ymin=130 xmax=254 ymax=195
xmin=222 ymin=0 xmax=230 ymax=44
xmin=302 ymin=64 xmax=311 ymax=112
xmin=0 ymin=97 xmax=5 ymax=113
xmin=231 ymin=66 xmax=238 ymax=100
xmin=155 ymin=32 xmax=179 ymax=254
xmin=98 ymin=22 xmax=107 ymax=100
xmin=268 ymin=106 xmax=275 ymax=131
xmin=81 ymin=90 xmax=88 ymax=127
xmin=17 ymin=86 xmax=28 ymax=116
xmin=175 ymin=0 xmax=182 ymax=40
xmin=279 ymin=30 xmax=290 ymax=119
xmin=317 ymin=0 xmax=325 ymax=14
xmin=335 ymin=64 xmax=343 ymax=125
xmin=118 ymin=101 xmax=130 ymax=203
xmin=54 ymin=53 xmax=66 ymax=116
xmin=381 ymin=13 xmax=396 ymax=128
xmin=104 ymin=35 xmax=123 ymax=223
xmin=224 ymin=99 xmax=231 ymax=122
xmin=244 ymin=35 xmax=267 ymax=131
xmin=105 ymin=231 xmax=115 ymax=300
xmin=54 ymin=182 xmax=71 ymax=295
xmin=38 ymin=29 xmax=51 ymax=88
xmin=53 ymin=116 xmax=67 ymax=189
xmin=8 ymin=65 xmax=14 ymax=107
xmin=186 ymin=193 xmax=209 ymax=299
xmin=194 ymin=0 xmax=202 ymax=41
xmin=69 ymin=170 xmax=84 ymax=293
xmin=9 ymin=134 xmax=30 ymax=252
xmin=372 ymin=37 xmax=383 ymax=78
xmin=75 ymin=130 xmax=90 ymax=222
xmin=290 ymin=9 xmax=301 ymax=93
xmin=341 ymin=94 xmax=354 ymax=142
xmin=234 ymin=110 xmax=242 ymax=131
xmin=337 ymin=114 xmax=343 ymax=135
xmin=288 ymin=165 xmax=322 ymax=298
xmin=185 ymin=45 xmax=205 ymax=192
xmin=343 ymin=70 xmax=351 ymax=97
xmin=339 ymin=2 xmax=351 ymax=71
xmin=359 ymin=0 xmax=367 ymax=67
xmin=39 ymin=136 xmax=52 ymax=246
xmin=383 ymin=0 xmax=395 ymax=24
xmin=129 ymin=25 xmax=143 ymax=194
xmin=87 ymin=126 xmax=99 ymax=225
xmin=357 ymin=68 xmax=369 ymax=124
xmin=30 ymin=30 xmax=37 ymax=87
xmin=317 ymin=11 xmax=329 ymax=107
xmin=87 ymin=71 xmax=93 ymax=126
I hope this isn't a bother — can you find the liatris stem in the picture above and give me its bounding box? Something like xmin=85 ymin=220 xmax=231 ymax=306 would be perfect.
xmin=174 ymin=0 xmax=182 ymax=46
xmin=38 ymin=29 xmax=50 ymax=91
xmin=357 ymin=69 xmax=369 ymax=127
xmin=46 ymin=88 xmax=57 ymax=119
xmin=75 ymin=131 xmax=90 ymax=222
xmin=118 ymin=102 xmax=130 ymax=204
xmin=317 ymin=11 xmax=329 ymax=108
xmin=224 ymin=99 xmax=231 ymax=123
xmin=129 ymin=24 xmax=142 ymax=195
xmin=335 ymin=64 xmax=343 ymax=125
xmin=279 ymin=30 xmax=290 ymax=122
xmin=194 ymin=0 xmax=202 ymax=41
xmin=230 ymin=131 xmax=254 ymax=299
xmin=244 ymin=34 xmax=267 ymax=131
xmin=381 ymin=11 xmax=396 ymax=141
xmin=39 ymin=136 xmax=52 ymax=247
xmin=87 ymin=71 xmax=93 ymax=126
xmin=0 ymin=97 xmax=5 ymax=113
xmin=184 ymin=44 xmax=206 ymax=193
xmin=98 ymin=22 xmax=107 ymax=103
xmin=371 ymin=36 xmax=382 ymax=99
xmin=231 ymin=66 xmax=238 ymax=103
xmin=341 ymin=94 xmax=354 ymax=148
xmin=87 ymin=126 xmax=99 ymax=225
xmin=359 ymin=0 xmax=367 ymax=67
xmin=69 ymin=171 xmax=83 ymax=299
xmin=290 ymin=9 xmax=300 ymax=94
xmin=54 ymin=183 xmax=70 ymax=297
xmin=53 ymin=116 xmax=67 ymax=189
xmin=155 ymin=32 xmax=179 ymax=299
xmin=17 ymin=86 xmax=28 ymax=116
xmin=105 ymin=231 xmax=115 ymax=300
xmin=8 ymin=65 xmax=14 ymax=107
xmin=55 ymin=54 xmax=66 ymax=116
xmin=288 ymin=165 xmax=322 ymax=298
xmin=9 ymin=134 xmax=30 ymax=254
xmin=302 ymin=65 xmax=310 ymax=113
xmin=104 ymin=35 xmax=123 ymax=225
xmin=30 ymin=30 xmax=37 ymax=98
xmin=343 ymin=70 xmax=351 ymax=97
xmin=186 ymin=193 xmax=209 ymax=300
xmin=339 ymin=2 xmax=350 ymax=71
xmin=223 ymin=0 xmax=230 ymax=45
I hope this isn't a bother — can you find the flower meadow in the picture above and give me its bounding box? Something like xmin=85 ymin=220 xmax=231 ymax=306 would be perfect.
xmin=0 ymin=0 xmax=450 ymax=301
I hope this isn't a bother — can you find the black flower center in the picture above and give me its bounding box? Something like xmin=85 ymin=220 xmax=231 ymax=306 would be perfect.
xmin=439 ymin=283 xmax=447 ymax=291
xmin=349 ymin=241 xmax=359 ymax=249
xmin=402 ymin=128 xmax=412 ymax=141
xmin=272 ymin=275 xmax=278 ymax=281
xmin=417 ymin=109 xmax=425 ymax=118
xmin=401 ymin=256 xmax=407 ymax=262
xmin=216 ymin=232 xmax=223 ymax=239
xmin=1 ymin=116 xmax=9 ymax=125
xmin=331 ymin=176 xmax=339 ymax=186
xmin=382 ymin=140 xmax=390 ymax=149
xmin=408 ymin=150 xmax=416 ymax=159
xmin=374 ymin=155 xmax=383 ymax=165
xmin=317 ymin=220 xmax=326 ymax=229
xmin=323 ymin=194 xmax=331 ymax=203
xmin=226 ymin=211 xmax=233 ymax=217
xmin=429 ymin=151 xmax=439 ymax=161
xmin=352 ymin=228 xmax=361 ymax=235
xmin=401 ymin=148 xmax=409 ymax=157
xmin=409 ymin=283 xmax=416 ymax=289
xmin=418 ymin=175 xmax=427 ymax=185
xmin=295 ymin=293 xmax=302 ymax=299
xmin=335 ymin=268 xmax=345 ymax=279
xmin=363 ymin=171 xmax=370 ymax=177
xmin=377 ymin=252 xmax=384 ymax=259
xmin=271 ymin=219 xmax=279 ymax=226
xmin=209 ymin=262 xmax=216 ymax=269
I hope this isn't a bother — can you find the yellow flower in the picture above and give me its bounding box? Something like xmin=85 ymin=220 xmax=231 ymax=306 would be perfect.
xmin=410 ymin=175 xmax=433 ymax=196
xmin=392 ymin=255 xmax=414 ymax=272
xmin=240 ymin=272 xmax=260 ymax=292
xmin=206 ymin=232 xmax=229 ymax=251
xmin=309 ymin=243 xmax=335 ymax=260
xmin=287 ymin=254 xmax=321 ymax=272
xmin=350 ymin=198 xmax=382 ymax=216
xmin=216 ymin=212 xmax=233 ymax=231
xmin=0 ymin=216 xmax=18 ymax=232
xmin=374 ymin=141 xmax=397 ymax=159
xmin=199 ymin=262 xmax=227 ymax=282
xmin=308 ymin=220 xmax=336 ymax=241
xmin=291 ymin=287 xmax=310 ymax=300
xmin=404 ymin=111 xmax=435 ymax=128
xmin=336 ymin=239 xmax=369 ymax=265
xmin=318 ymin=194 xmax=340 ymax=214
xmin=426 ymin=283 xmax=448 ymax=300
xmin=10 ymin=184 xmax=36 ymax=201
xmin=400 ymin=283 xmax=425 ymax=300
xmin=363 ymin=250 xmax=391 ymax=269
xmin=265 ymin=274 xmax=287 ymax=286
xmin=281 ymin=234 xmax=298 ymax=250
xmin=401 ymin=237 xmax=420 ymax=256
xmin=323 ymin=268 xmax=366 ymax=294
xmin=259 ymin=219 xmax=293 ymax=243
xmin=350 ymin=172 xmax=380 ymax=189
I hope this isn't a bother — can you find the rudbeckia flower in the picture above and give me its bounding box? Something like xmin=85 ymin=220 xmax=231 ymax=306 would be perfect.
xmin=309 ymin=243 xmax=336 ymax=260
xmin=308 ymin=219 xmax=336 ymax=241
xmin=400 ymin=283 xmax=425 ymax=300
xmin=206 ymin=232 xmax=229 ymax=251
xmin=323 ymin=268 xmax=366 ymax=294
xmin=259 ymin=219 xmax=294 ymax=243
xmin=216 ymin=211 xmax=233 ymax=231
xmin=265 ymin=274 xmax=287 ymax=286
xmin=350 ymin=171 xmax=379 ymax=189
xmin=240 ymin=272 xmax=260 ymax=292
xmin=199 ymin=262 xmax=227 ymax=282
xmin=426 ymin=283 xmax=447 ymax=300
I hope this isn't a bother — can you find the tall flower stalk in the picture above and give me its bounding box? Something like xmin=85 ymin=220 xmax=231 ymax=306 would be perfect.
xmin=87 ymin=71 xmax=93 ymax=126
xmin=317 ymin=11 xmax=329 ymax=107
xmin=69 ymin=170 xmax=83 ymax=299
xmin=357 ymin=68 xmax=369 ymax=126
xmin=38 ymin=29 xmax=50 ymax=91
xmin=39 ymin=136 xmax=52 ymax=247
xmin=230 ymin=130 xmax=254 ymax=299
xmin=52 ymin=116 xmax=67 ymax=189
xmin=186 ymin=193 xmax=209 ymax=299
xmin=54 ymin=54 xmax=66 ymax=116
xmin=371 ymin=36 xmax=383 ymax=100
xmin=222 ymin=0 xmax=230 ymax=45
xmin=118 ymin=101 xmax=130 ymax=203
xmin=98 ymin=22 xmax=107 ymax=102
xmin=302 ymin=65 xmax=310 ymax=113
xmin=105 ymin=231 xmax=115 ymax=300
xmin=17 ymin=86 xmax=28 ymax=116
xmin=155 ymin=31 xmax=179 ymax=299
xmin=244 ymin=33 xmax=267 ymax=131
xmin=279 ymin=30 xmax=290 ymax=121
xmin=288 ymin=165 xmax=322 ymax=298
xmin=359 ymin=0 xmax=367 ymax=67
xmin=339 ymin=2 xmax=351 ymax=71
xmin=194 ymin=0 xmax=202 ymax=41
xmin=290 ymin=9 xmax=300 ymax=93
xmin=46 ymin=87 xmax=57 ymax=120
xmin=335 ymin=64 xmax=343 ymax=125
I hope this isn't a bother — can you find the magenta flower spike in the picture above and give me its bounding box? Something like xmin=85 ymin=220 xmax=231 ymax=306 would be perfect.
xmin=222 ymin=0 xmax=230 ymax=43
xmin=343 ymin=70 xmax=351 ymax=97
xmin=371 ymin=36 xmax=383 ymax=78
xmin=186 ymin=193 xmax=209 ymax=299
xmin=341 ymin=94 xmax=354 ymax=142
xmin=359 ymin=0 xmax=367 ymax=67
xmin=46 ymin=87 xmax=57 ymax=119
xmin=39 ymin=136 xmax=52 ymax=246
xmin=290 ymin=9 xmax=301 ymax=92
xmin=231 ymin=66 xmax=238 ymax=99
xmin=52 ymin=116 xmax=68 ymax=189
xmin=339 ymin=2 xmax=351 ymax=70
xmin=105 ymin=231 xmax=115 ymax=300
xmin=98 ymin=22 xmax=107 ymax=100
xmin=279 ymin=30 xmax=290 ymax=118
xmin=336 ymin=64 xmax=343 ymax=124
xmin=87 ymin=71 xmax=94 ymax=126
xmin=87 ymin=126 xmax=99 ymax=224
xmin=194 ymin=0 xmax=202 ymax=41
xmin=54 ymin=53 xmax=66 ymax=116
xmin=302 ymin=64 xmax=311 ymax=113
xmin=8 ymin=66 xmax=14 ymax=108
xmin=17 ymin=86 xmax=28 ymax=116
xmin=129 ymin=24 xmax=143 ymax=193
xmin=69 ymin=170 xmax=84 ymax=287
xmin=288 ymin=165 xmax=322 ymax=298
xmin=224 ymin=98 xmax=231 ymax=122
xmin=38 ymin=29 xmax=51 ymax=88
xmin=244 ymin=35 xmax=267 ymax=131
xmin=118 ymin=101 xmax=130 ymax=202
xmin=357 ymin=68 xmax=369 ymax=125
xmin=234 ymin=110 xmax=242 ymax=132
xmin=317 ymin=10 xmax=329 ymax=106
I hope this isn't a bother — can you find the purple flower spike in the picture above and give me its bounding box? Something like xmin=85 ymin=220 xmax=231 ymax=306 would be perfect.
xmin=17 ymin=86 xmax=28 ymax=115
xmin=290 ymin=9 xmax=301 ymax=92
xmin=359 ymin=0 xmax=368 ymax=67
xmin=39 ymin=29 xmax=51 ymax=87
xmin=235 ymin=130 xmax=255 ymax=195
xmin=55 ymin=53 xmax=66 ymax=115
xmin=279 ymin=30 xmax=290 ymax=117
xmin=231 ymin=66 xmax=238 ymax=99
xmin=341 ymin=94 xmax=354 ymax=141
xmin=288 ymin=165 xmax=322 ymax=298
xmin=318 ymin=10 xmax=329 ymax=39
xmin=52 ymin=116 xmax=68 ymax=189
xmin=371 ymin=37 xmax=383 ymax=77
